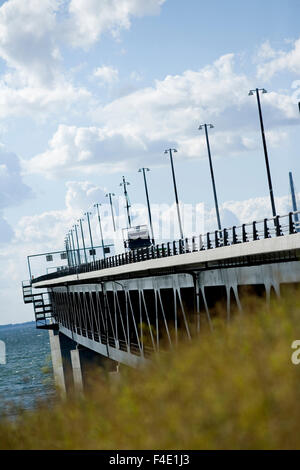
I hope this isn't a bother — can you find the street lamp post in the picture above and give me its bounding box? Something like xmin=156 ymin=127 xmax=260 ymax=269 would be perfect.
xmin=69 ymin=230 xmax=76 ymax=266
xmin=84 ymin=212 xmax=95 ymax=262
xmin=199 ymin=124 xmax=222 ymax=232
xmin=164 ymin=148 xmax=184 ymax=240
xmin=94 ymin=203 xmax=106 ymax=259
xmin=120 ymin=176 xmax=132 ymax=228
xmin=67 ymin=233 xmax=74 ymax=266
xmin=65 ymin=238 xmax=71 ymax=267
xmin=289 ymin=171 xmax=299 ymax=230
xmin=106 ymin=193 xmax=116 ymax=232
xmin=249 ymin=88 xmax=276 ymax=217
xmin=78 ymin=218 xmax=88 ymax=264
xmin=73 ymin=224 xmax=81 ymax=265
xmin=139 ymin=167 xmax=155 ymax=244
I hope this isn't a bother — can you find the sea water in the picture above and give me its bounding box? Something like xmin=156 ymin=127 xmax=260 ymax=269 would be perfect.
xmin=0 ymin=322 xmax=54 ymax=417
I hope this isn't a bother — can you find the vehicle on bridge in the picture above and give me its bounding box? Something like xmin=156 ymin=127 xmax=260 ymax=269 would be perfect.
xmin=123 ymin=225 xmax=152 ymax=251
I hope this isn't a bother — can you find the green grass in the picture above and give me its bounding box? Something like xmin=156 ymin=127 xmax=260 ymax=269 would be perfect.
xmin=1 ymin=289 xmax=300 ymax=449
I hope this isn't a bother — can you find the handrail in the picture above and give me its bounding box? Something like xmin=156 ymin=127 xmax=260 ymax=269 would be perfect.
xmin=31 ymin=211 xmax=300 ymax=285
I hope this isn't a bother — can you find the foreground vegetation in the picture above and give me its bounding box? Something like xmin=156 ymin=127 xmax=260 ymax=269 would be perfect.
xmin=1 ymin=289 xmax=300 ymax=449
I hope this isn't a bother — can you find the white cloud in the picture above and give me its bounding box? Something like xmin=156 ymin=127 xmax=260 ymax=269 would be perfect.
xmin=0 ymin=0 xmax=62 ymax=87
xmin=0 ymin=78 xmax=91 ymax=119
xmin=222 ymin=195 xmax=291 ymax=226
xmin=130 ymin=71 xmax=143 ymax=82
xmin=0 ymin=0 xmax=165 ymax=119
xmin=15 ymin=181 xmax=106 ymax=244
xmin=0 ymin=0 xmax=165 ymax=84
xmin=203 ymin=193 xmax=295 ymax=233
xmin=25 ymin=124 xmax=143 ymax=177
xmin=0 ymin=146 xmax=32 ymax=209
xmin=66 ymin=0 xmax=166 ymax=47
xmin=256 ymin=41 xmax=278 ymax=61
xmin=0 ymin=213 xmax=13 ymax=243
xmin=25 ymin=53 xmax=299 ymax=179
xmin=0 ymin=145 xmax=33 ymax=243
xmin=65 ymin=180 xmax=106 ymax=211
xmin=0 ymin=0 xmax=94 ymax=118
xmin=257 ymin=37 xmax=300 ymax=80
xmin=93 ymin=65 xmax=119 ymax=85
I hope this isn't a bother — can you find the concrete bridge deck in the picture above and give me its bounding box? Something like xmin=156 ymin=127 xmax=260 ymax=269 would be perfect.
xmin=33 ymin=232 xmax=300 ymax=288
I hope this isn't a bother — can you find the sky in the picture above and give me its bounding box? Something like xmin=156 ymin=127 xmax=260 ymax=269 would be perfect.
xmin=0 ymin=0 xmax=300 ymax=324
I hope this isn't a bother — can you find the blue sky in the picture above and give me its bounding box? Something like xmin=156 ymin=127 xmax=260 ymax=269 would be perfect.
xmin=0 ymin=0 xmax=300 ymax=324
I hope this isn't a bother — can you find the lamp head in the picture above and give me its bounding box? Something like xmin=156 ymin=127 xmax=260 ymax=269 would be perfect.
xmin=248 ymin=90 xmax=254 ymax=96
xmin=262 ymin=88 xmax=267 ymax=94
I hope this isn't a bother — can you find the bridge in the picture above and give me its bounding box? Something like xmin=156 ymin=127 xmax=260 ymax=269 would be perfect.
xmin=22 ymin=211 xmax=300 ymax=396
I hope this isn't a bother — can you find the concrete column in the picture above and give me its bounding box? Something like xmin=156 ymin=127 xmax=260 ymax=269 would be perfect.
xmin=226 ymin=286 xmax=231 ymax=322
xmin=265 ymin=283 xmax=271 ymax=305
xmin=109 ymin=363 xmax=120 ymax=383
xmin=271 ymin=282 xmax=280 ymax=298
xmin=49 ymin=329 xmax=66 ymax=399
xmin=49 ymin=330 xmax=77 ymax=399
xmin=232 ymin=286 xmax=242 ymax=312
xmin=70 ymin=348 xmax=84 ymax=395
xmin=49 ymin=330 xmax=120 ymax=397
xmin=70 ymin=345 xmax=119 ymax=394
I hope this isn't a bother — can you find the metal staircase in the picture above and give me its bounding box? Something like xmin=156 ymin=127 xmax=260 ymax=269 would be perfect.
xmin=22 ymin=281 xmax=58 ymax=329
xmin=22 ymin=280 xmax=34 ymax=304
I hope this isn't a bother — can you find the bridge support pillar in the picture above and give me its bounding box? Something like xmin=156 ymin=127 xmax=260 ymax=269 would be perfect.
xmin=70 ymin=345 xmax=119 ymax=394
xmin=49 ymin=330 xmax=120 ymax=397
xmin=49 ymin=330 xmax=75 ymax=399
xmin=70 ymin=348 xmax=84 ymax=395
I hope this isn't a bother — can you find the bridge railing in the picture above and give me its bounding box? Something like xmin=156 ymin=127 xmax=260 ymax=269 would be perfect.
xmin=31 ymin=211 xmax=300 ymax=285
xmin=64 ymin=323 xmax=153 ymax=358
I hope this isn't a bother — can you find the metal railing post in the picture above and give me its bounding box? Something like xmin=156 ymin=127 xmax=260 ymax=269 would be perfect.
xmin=223 ymin=228 xmax=229 ymax=246
xmin=207 ymin=232 xmax=212 ymax=249
xmin=253 ymin=221 xmax=259 ymax=241
xmin=215 ymin=230 xmax=219 ymax=248
xmin=289 ymin=212 xmax=296 ymax=235
xmin=275 ymin=215 xmax=283 ymax=237
xmin=242 ymin=224 xmax=248 ymax=243
xmin=232 ymin=226 xmax=238 ymax=245
xmin=264 ymin=219 xmax=270 ymax=239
